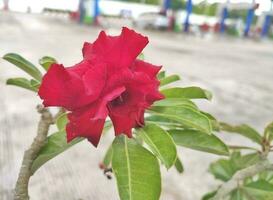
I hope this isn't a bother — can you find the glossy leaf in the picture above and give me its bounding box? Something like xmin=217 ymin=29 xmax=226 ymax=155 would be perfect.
xmin=169 ymin=129 xmax=229 ymax=156
xmin=30 ymin=79 xmax=40 ymax=89
xmin=137 ymin=53 xmax=145 ymax=60
xmin=161 ymin=87 xmax=212 ymax=100
xmin=209 ymin=152 xmax=260 ymax=182
xmin=160 ymin=75 xmax=180 ymax=86
xmin=243 ymin=180 xmax=273 ymax=200
xmin=150 ymin=106 xmax=212 ymax=134
xmin=102 ymin=145 xmax=113 ymax=168
xmin=230 ymin=189 xmax=247 ymax=200
xmin=220 ymin=122 xmax=263 ymax=145
xmin=201 ymin=111 xmax=220 ymax=131
xmin=264 ymin=122 xmax=273 ymax=142
xmin=231 ymin=152 xmax=260 ymax=170
xmin=31 ymin=130 xmax=83 ymax=174
xmin=6 ymin=77 xmax=38 ymax=92
xmin=137 ymin=123 xmax=177 ymax=169
xmin=174 ymin=157 xmax=184 ymax=174
xmin=210 ymin=159 xmax=235 ymax=182
xmin=145 ymin=115 xmax=184 ymax=129
xmin=157 ymin=71 xmax=165 ymax=80
xmin=56 ymin=113 xmax=68 ymax=131
xmin=3 ymin=53 xmax=42 ymax=81
xmin=202 ymin=190 xmax=217 ymax=200
xmin=152 ymin=98 xmax=197 ymax=110
xmin=31 ymin=123 xmax=112 ymax=174
xmin=39 ymin=56 xmax=57 ymax=71
xmin=112 ymin=135 xmax=161 ymax=200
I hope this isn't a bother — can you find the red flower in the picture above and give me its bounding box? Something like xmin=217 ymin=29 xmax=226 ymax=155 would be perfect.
xmin=38 ymin=27 xmax=164 ymax=147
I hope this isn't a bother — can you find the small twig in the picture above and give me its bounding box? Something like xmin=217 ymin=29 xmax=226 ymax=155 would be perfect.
xmin=212 ymin=159 xmax=273 ymax=200
xmin=14 ymin=105 xmax=53 ymax=200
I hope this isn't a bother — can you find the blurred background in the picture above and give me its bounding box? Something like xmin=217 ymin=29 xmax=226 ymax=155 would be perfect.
xmin=0 ymin=0 xmax=273 ymax=200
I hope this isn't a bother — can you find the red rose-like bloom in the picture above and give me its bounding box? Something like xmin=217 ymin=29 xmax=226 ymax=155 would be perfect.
xmin=38 ymin=27 xmax=164 ymax=147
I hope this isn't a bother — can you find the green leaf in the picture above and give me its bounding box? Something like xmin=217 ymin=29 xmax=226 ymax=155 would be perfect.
xmin=31 ymin=122 xmax=111 ymax=174
xmin=231 ymin=152 xmax=260 ymax=170
xmin=6 ymin=77 xmax=38 ymax=92
xmin=209 ymin=152 xmax=260 ymax=182
xmin=150 ymin=106 xmax=212 ymax=134
xmin=56 ymin=113 xmax=68 ymax=131
xmin=209 ymin=159 xmax=235 ymax=182
xmin=136 ymin=123 xmax=177 ymax=169
xmin=112 ymin=135 xmax=161 ymax=200
xmin=145 ymin=115 xmax=184 ymax=129
xmin=152 ymin=98 xmax=197 ymax=110
xmin=243 ymin=180 xmax=273 ymax=200
xmin=160 ymin=75 xmax=180 ymax=86
xmin=264 ymin=122 xmax=273 ymax=142
xmin=3 ymin=53 xmax=42 ymax=81
xmin=102 ymin=145 xmax=113 ymax=168
xmin=30 ymin=79 xmax=40 ymax=89
xmin=200 ymin=112 xmax=220 ymax=131
xmin=202 ymin=190 xmax=217 ymax=200
xmin=137 ymin=53 xmax=145 ymax=60
xmin=102 ymin=120 xmax=113 ymax=134
xmin=157 ymin=71 xmax=165 ymax=80
xmin=230 ymin=189 xmax=247 ymax=200
xmin=31 ymin=130 xmax=84 ymax=174
xmin=169 ymin=129 xmax=229 ymax=156
xmin=39 ymin=56 xmax=57 ymax=71
xmin=161 ymin=87 xmax=212 ymax=100
xmin=220 ymin=122 xmax=263 ymax=145
xmin=174 ymin=156 xmax=184 ymax=173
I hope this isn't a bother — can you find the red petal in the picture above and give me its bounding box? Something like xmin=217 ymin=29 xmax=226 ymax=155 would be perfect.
xmin=109 ymin=106 xmax=145 ymax=137
xmin=131 ymin=59 xmax=162 ymax=79
xmin=82 ymin=27 xmax=149 ymax=69
xmin=39 ymin=63 xmax=85 ymax=110
xmin=82 ymin=62 xmax=106 ymax=96
xmin=38 ymin=62 xmax=106 ymax=110
xmin=66 ymin=86 xmax=125 ymax=147
xmin=108 ymin=113 xmax=134 ymax=137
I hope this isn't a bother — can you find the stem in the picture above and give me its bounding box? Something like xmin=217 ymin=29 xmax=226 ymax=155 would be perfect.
xmin=227 ymin=145 xmax=260 ymax=152
xmin=14 ymin=105 xmax=54 ymax=200
xmin=212 ymin=159 xmax=273 ymax=200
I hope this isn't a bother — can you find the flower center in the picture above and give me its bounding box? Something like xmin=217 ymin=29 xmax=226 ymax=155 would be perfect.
xmin=110 ymin=91 xmax=129 ymax=107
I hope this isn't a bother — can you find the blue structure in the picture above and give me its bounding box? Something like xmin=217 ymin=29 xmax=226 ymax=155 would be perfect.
xmin=219 ymin=6 xmax=228 ymax=33
xmin=244 ymin=5 xmax=255 ymax=36
xmin=261 ymin=14 xmax=272 ymax=37
xmin=79 ymin=0 xmax=85 ymax=23
xmin=93 ymin=0 xmax=100 ymax=25
xmin=184 ymin=0 xmax=192 ymax=32
xmin=163 ymin=0 xmax=171 ymax=13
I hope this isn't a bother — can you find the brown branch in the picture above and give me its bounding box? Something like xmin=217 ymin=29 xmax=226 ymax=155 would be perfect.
xmin=14 ymin=105 xmax=54 ymax=200
xmin=212 ymin=159 xmax=273 ymax=200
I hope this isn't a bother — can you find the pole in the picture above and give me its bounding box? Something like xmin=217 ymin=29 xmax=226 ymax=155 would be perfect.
xmin=79 ymin=0 xmax=85 ymax=24
xmin=244 ymin=1 xmax=255 ymax=37
xmin=184 ymin=0 xmax=192 ymax=33
xmin=261 ymin=14 xmax=272 ymax=37
xmin=219 ymin=1 xmax=229 ymax=33
xmin=93 ymin=0 xmax=100 ymax=25
xmin=163 ymin=0 xmax=171 ymax=14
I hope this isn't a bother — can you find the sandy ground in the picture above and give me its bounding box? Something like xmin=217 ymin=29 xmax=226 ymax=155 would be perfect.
xmin=0 ymin=12 xmax=273 ymax=200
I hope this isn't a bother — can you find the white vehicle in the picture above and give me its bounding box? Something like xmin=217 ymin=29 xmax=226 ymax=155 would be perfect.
xmin=133 ymin=12 xmax=169 ymax=30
